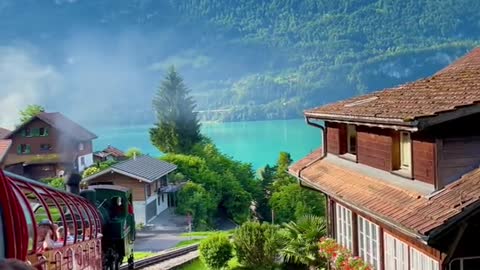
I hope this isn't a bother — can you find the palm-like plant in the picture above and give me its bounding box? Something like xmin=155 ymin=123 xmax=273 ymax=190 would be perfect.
xmin=279 ymin=215 xmax=327 ymax=270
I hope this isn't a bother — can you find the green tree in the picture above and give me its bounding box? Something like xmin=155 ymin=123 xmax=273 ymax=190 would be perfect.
xmin=150 ymin=66 xmax=201 ymax=154
xmin=280 ymin=215 xmax=327 ymax=269
xmin=269 ymin=184 xmax=325 ymax=224
xmin=41 ymin=177 xmax=65 ymax=190
xmin=19 ymin=105 xmax=45 ymax=124
xmin=199 ymin=233 xmax=233 ymax=270
xmin=125 ymin=147 xmax=143 ymax=159
xmin=176 ymin=182 xmax=216 ymax=230
xmin=233 ymin=221 xmax=281 ymax=270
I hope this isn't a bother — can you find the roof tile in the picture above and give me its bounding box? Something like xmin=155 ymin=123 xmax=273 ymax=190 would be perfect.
xmin=111 ymin=155 xmax=177 ymax=182
xmin=305 ymin=48 xmax=480 ymax=123
xmin=290 ymin=149 xmax=480 ymax=236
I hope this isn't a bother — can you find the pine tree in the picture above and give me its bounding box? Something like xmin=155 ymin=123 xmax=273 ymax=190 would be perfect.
xmin=150 ymin=66 xmax=201 ymax=154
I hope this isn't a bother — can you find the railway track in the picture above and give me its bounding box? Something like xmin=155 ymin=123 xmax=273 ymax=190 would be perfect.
xmin=120 ymin=244 xmax=199 ymax=270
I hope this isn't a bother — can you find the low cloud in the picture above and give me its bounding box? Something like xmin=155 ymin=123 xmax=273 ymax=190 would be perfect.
xmin=0 ymin=47 xmax=63 ymax=129
xmin=149 ymin=50 xmax=211 ymax=71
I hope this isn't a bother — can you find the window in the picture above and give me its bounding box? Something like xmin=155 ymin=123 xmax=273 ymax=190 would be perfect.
xmin=335 ymin=204 xmax=353 ymax=250
xmin=79 ymin=143 xmax=84 ymax=151
xmin=18 ymin=144 xmax=31 ymax=154
xmin=80 ymin=157 xmax=85 ymax=166
xmin=24 ymin=128 xmax=32 ymax=137
xmin=400 ymin=132 xmax=412 ymax=170
xmin=347 ymin=125 xmax=357 ymax=155
xmin=146 ymin=184 xmax=151 ymax=197
xmin=358 ymin=216 xmax=380 ymax=269
xmin=384 ymin=233 xmax=408 ymax=270
xmin=410 ymin=248 xmax=439 ymax=270
xmin=39 ymin=127 xmax=48 ymax=136
xmin=40 ymin=144 xmax=52 ymax=152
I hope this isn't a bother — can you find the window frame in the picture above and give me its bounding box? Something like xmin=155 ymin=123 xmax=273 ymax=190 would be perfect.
xmin=384 ymin=232 xmax=408 ymax=270
xmin=146 ymin=184 xmax=151 ymax=197
xmin=358 ymin=216 xmax=381 ymax=269
xmin=410 ymin=247 xmax=439 ymax=270
xmin=40 ymin=144 xmax=52 ymax=152
xmin=335 ymin=203 xmax=353 ymax=250
xmin=79 ymin=143 xmax=84 ymax=151
xmin=24 ymin=128 xmax=32 ymax=137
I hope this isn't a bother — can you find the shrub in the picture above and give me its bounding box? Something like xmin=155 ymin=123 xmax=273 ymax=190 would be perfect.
xmin=199 ymin=233 xmax=233 ymax=270
xmin=41 ymin=177 xmax=65 ymax=190
xmin=82 ymin=166 xmax=100 ymax=178
xmin=233 ymin=221 xmax=281 ymax=270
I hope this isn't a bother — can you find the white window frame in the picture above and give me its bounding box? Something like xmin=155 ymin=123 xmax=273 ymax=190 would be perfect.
xmin=358 ymin=216 xmax=380 ymax=269
xmin=384 ymin=233 xmax=408 ymax=270
xmin=79 ymin=143 xmax=85 ymax=151
xmin=335 ymin=203 xmax=353 ymax=250
xmin=400 ymin=131 xmax=412 ymax=170
xmin=410 ymin=248 xmax=439 ymax=270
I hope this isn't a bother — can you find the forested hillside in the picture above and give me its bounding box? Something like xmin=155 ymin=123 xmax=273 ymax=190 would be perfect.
xmin=171 ymin=0 xmax=480 ymax=121
xmin=1 ymin=0 xmax=479 ymax=124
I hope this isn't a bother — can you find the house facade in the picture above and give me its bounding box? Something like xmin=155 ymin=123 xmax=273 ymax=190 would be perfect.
xmin=3 ymin=112 xmax=97 ymax=179
xmin=290 ymin=48 xmax=480 ymax=270
xmin=82 ymin=155 xmax=179 ymax=224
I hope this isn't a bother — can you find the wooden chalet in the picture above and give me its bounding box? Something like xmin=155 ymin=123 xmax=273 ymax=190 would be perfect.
xmin=2 ymin=112 xmax=97 ymax=179
xmin=82 ymin=155 xmax=178 ymax=224
xmin=93 ymin=145 xmax=128 ymax=163
xmin=290 ymin=48 xmax=480 ymax=270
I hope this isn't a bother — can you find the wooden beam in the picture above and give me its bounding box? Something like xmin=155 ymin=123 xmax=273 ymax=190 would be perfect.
xmin=418 ymin=104 xmax=480 ymax=129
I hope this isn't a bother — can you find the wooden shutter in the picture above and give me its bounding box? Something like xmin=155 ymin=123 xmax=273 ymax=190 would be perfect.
xmin=26 ymin=145 xmax=31 ymax=154
xmin=44 ymin=127 xmax=49 ymax=136
xmin=32 ymin=128 xmax=39 ymax=137
xmin=17 ymin=145 xmax=21 ymax=154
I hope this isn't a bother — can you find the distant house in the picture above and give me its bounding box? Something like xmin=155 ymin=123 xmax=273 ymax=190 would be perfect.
xmin=3 ymin=112 xmax=97 ymax=179
xmin=0 ymin=140 xmax=12 ymax=168
xmin=93 ymin=145 xmax=128 ymax=163
xmin=290 ymin=48 xmax=480 ymax=269
xmin=0 ymin=128 xmax=10 ymax=139
xmin=82 ymin=155 xmax=179 ymax=224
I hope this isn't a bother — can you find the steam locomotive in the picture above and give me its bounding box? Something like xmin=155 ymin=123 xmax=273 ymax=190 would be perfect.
xmin=0 ymin=169 xmax=136 ymax=270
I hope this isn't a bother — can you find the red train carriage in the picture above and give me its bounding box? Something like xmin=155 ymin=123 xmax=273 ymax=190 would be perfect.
xmin=0 ymin=169 xmax=103 ymax=270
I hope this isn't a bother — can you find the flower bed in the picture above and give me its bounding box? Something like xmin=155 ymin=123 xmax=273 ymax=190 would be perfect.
xmin=318 ymin=238 xmax=372 ymax=270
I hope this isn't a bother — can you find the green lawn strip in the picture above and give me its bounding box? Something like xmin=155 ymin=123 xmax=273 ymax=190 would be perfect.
xmin=123 ymin=252 xmax=154 ymax=263
xmin=177 ymin=259 xmax=207 ymax=270
xmin=180 ymin=230 xmax=233 ymax=237
xmin=175 ymin=239 xmax=202 ymax=248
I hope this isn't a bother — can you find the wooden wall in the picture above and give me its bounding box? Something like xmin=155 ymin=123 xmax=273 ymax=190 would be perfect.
xmin=412 ymin=134 xmax=436 ymax=185
xmin=326 ymin=122 xmax=347 ymax=155
xmin=88 ymin=172 xmax=146 ymax=201
xmin=357 ymin=126 xmax=393 ymax=171
xmin=437 ymin=137 xmax=480 ymax=188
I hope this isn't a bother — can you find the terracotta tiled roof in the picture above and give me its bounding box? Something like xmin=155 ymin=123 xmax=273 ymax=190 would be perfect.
xmin=305 ymin=48 xmax=480 ymax=124
xmin=0 ymin=140 xmax=12 ymax=163
xmin=104 ymin=145 xmax=126 ymax=158
xmin=0 ymin=128 xmax=11 ymax=139
xmin=290 ymin=150 xmax=480 ymax=237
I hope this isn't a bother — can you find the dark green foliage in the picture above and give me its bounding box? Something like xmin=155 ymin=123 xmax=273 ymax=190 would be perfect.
xmin=19 ymin=104 xmax=45 ymax=124
xmin=256 ymin=152 xmax=325 ymax=224
xmin=269 ymin=184 xmax=325 ymax=224
xmin=176 ymin=182 xmax=216 ymax=230
xmin=199 ymin=234 xmax=233 ymax=270
xmin=161 ymin=142 xmax=258 ymax=226
xmin=233 ymin=221 xmax=281 ymax=270
xmin=279 ymin=215 xmax=327 ymax=268
xmin=150 ymin=66 xmax=201 ymax=154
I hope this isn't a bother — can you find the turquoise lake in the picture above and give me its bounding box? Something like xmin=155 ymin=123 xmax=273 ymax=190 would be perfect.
xmin=91 ymin=119 xmax=322 ymax=170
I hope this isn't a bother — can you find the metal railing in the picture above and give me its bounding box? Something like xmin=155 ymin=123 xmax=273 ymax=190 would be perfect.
xmin=449 ymin=256 xmax=480 ymax=270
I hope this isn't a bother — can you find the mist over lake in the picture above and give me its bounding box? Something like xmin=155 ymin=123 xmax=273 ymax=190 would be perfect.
xmin=91 ymin=119 xmax=321 ymax=170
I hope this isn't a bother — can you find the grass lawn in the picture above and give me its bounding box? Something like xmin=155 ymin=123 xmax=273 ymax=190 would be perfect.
xmin=181 ymin=230 xmax=233 ymax=237
xmin=175 ymin=239 xmax=202 ymax=248
xmin=178 ymin=259 xmax=207 ymax=270
xmin=123 ymin=252 xmax=154 ymax=263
